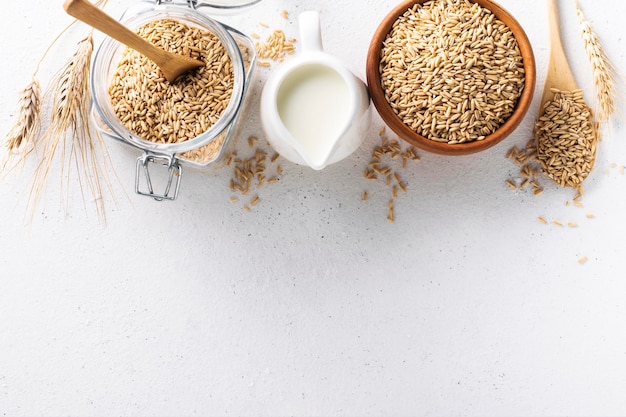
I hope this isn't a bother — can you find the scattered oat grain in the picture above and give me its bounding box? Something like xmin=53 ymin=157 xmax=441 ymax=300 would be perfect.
xmin=362 ymin=129 xmax=420 ymax=223
xmin=228 ymin=141 xmax=282 ymax=209
xmin=256 ymin=29 xmax=296 ymax=63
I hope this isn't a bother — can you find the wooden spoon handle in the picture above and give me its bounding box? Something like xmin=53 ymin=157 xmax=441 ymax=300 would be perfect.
xmin=540 ymin=0 xmax=578 ymax=105
xmin=547 ymin=0 xmax=564 ymax=55
xmin=63 ymin=0 xmax=169 ymax=66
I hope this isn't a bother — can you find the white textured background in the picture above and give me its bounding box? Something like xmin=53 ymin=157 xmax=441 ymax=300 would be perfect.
xmin=1 ymin=0 xmax=626 ymax=416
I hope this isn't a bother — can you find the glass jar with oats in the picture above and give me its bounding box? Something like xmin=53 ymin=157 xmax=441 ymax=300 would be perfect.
xmin=91 ymin=0 xmax=257 ymax=200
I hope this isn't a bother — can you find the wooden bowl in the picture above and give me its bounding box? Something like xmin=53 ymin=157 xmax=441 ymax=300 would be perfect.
xmin=366 ymin=0 xmax=536 ymax=156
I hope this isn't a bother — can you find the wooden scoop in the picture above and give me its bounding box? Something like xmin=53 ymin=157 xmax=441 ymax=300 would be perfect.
xmin=64 ymin=0 xmax=205 ymax=82
xmin=535 ymin=0 xmax=596 ymax=188
xmin=539 ymin=0 xmax=579 ymax=107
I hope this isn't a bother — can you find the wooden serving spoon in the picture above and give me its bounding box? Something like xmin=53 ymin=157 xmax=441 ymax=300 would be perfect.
xmin=539 ymin=0 xmax=579 ymax=107
xmin=535 ymin=0 xmax=596 ymax=188
xmin=64 ymin=0 xmax=205 ymax=82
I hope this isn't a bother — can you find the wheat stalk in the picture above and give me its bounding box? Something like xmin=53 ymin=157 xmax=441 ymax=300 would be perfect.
xmin=28 ymin=33 xmax=110 ymax=223
xmin=2 ymin=0 xmax=115 ymax=223
xmin=575 ymin=0 xmax=621 ymax=123
xmin=2 ymin=16 xmax=74 ymax=163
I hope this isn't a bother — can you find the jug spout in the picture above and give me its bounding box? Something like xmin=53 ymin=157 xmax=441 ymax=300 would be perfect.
xmin=303 ymin=146 xmax=335 ymax=171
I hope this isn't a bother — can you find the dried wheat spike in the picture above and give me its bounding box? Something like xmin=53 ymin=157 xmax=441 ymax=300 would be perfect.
xmin=30 ymin=34 xmax=109 ymax=223
xmin=5 ymin=78 xmax=41 ymax=152
xmin=576 ymin=0 xmax=621 ymax=123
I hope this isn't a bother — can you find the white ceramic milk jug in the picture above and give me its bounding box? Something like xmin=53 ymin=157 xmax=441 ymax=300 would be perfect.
xmin=260 ymin=11 xmax=371 ymax=170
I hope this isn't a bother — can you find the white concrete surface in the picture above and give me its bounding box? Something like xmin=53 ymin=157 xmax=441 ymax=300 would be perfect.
xmin=1 ymin=0 xmax=625 ymax=416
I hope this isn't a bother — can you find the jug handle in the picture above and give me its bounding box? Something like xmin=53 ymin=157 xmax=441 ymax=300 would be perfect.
xmin=299 ymin=11 xmax=323 ymax=53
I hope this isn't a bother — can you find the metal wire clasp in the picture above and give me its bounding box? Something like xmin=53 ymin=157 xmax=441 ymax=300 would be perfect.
xmin=135 ymin=153 xmax=182 ymax=201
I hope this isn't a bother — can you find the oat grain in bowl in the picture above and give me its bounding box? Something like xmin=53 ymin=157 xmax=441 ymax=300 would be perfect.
xmin=379 ymin=0 xmax=526 ymax=145
xmin=109 ymin=18 xmax=234 ymax=154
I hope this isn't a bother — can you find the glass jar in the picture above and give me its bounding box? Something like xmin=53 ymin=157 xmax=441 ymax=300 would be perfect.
xmin=90 ymin=0 xmax=257 ymax=200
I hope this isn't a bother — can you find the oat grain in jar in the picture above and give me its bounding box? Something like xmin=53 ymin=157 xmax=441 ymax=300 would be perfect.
xmin=91 ymin=0 xmax=256 ymax=200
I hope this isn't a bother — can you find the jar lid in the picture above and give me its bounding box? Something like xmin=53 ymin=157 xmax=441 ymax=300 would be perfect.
xmin=196 ymin=0 xmax=262 ymax=7
xmin=155 ymin=0 xmax=262 ymax=10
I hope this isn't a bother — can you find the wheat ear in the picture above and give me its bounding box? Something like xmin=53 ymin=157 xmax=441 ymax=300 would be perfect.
xmin=29 ymin=34 xmax=107 ymax=222
xmin=1 ymin=79 xmax=42 ymax=176
xmin=1 ymin=15 xmax=77 ymax=179
xmin=575 ymin=0 xmax=621 ymax=123
xmin=5 ymin=79 xmax=41 ymax=153
xmin=4 ymin=0 xmax=109 ymax=158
